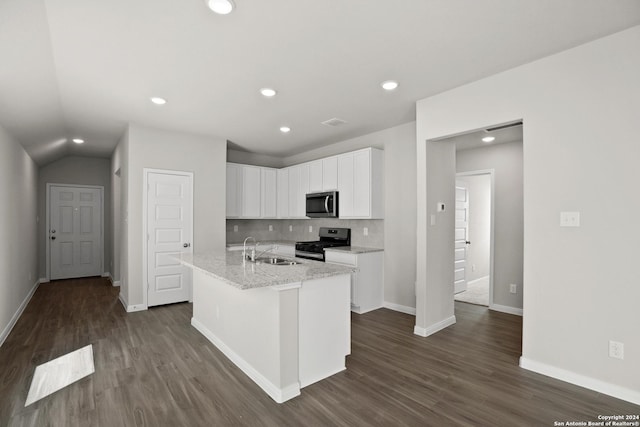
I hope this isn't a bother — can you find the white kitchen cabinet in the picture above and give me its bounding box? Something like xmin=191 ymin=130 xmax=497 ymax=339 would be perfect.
xmin=261 ymin=168 xmax=277 ymax=218
xmin=325 ymin=250 xmax=384 ymax=314
xmin=322 ymin=156 xmax=338 ymax=190
xmin=226 ymin=163 xmax=241 ymax=218
xmin=277 ymin=168 xmax=289 ymax=218
xmin=309 ymin=160 xmax=323 ymax=193
xmin=242 ymin=165 xmax=262 ymax=218
xmin=227 ymin=163 xmax=277 ymax=219
xmin=337 ymin=148 xmax=384 ymax=219
xmin=287 ymin=164 xmax=309 ymax=218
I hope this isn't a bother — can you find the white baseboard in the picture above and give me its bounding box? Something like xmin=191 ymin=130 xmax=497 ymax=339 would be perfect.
xmin=39 ymin=277 xmax=49 ymax=284
xmin=383 ymin=302 xmax=416 ymax=315
xmin=520 ymin=357 xmax=640 ymax=406
xmin=191 ymin=317 xmax=300 ymax=403
xmin=118 ymin=293 xmax=147 ymax=313
xmin=413 ymin=315 xmax=456 ymax=337
xmin=112 ymin=280 xmax=121 ymax=287
xmin=101 ymin=272 xmax=110 ymax=278
xmin=0 ymin=280 xmax=40 ymax=347
xmin=467 ymin=276 xmax=490 ymax=286
xmin=490 ymin=304 xmax=523 ymax=316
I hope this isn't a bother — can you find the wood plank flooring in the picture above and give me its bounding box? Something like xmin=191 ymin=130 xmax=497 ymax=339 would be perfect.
xmin=1 ymin=277 xmax=638 ymax=426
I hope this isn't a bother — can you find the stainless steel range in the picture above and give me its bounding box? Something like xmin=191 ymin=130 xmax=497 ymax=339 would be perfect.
xmin=295 ymin=227 xmax=351 ymax=261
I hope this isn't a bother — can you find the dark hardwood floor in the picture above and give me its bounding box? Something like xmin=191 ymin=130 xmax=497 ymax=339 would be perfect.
xmin=1 ymin=277 xmax=638 ymax=426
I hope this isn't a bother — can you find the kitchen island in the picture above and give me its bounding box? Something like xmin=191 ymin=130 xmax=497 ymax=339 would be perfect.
xmin=176 ymin=251 xmax=355 ymax=403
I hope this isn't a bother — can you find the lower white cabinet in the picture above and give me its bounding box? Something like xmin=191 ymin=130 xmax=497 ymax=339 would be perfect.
xmin=324 ymin=250 xmax=384 ymax=314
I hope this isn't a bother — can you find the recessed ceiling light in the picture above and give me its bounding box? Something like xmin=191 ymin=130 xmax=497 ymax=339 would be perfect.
xmin=206 ymin=0 xmax=235 ymax=15
xmin=381 ymin=80 xmax=399 ymax=91
xmin=72 ymin=138 xmax=84 ymax=144
xmin=482 ymin=136 xmax=495 ymax=143
xmin=150 ymin=97 xmax=167 ymax=105
xmin=280 ymin=126 xmax=291 ymax=133
xmin=260 ymin=88 xmax=277 ymax=97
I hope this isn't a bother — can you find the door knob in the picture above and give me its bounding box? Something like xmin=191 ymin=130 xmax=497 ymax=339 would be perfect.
xmin=51 ymin=229 xmax=56 ymax=233
xmin=183 ymin=243 xmax=191 ymax=248
xmin=465 ymin=240 xmax=471 ymax=245
xmin=51 ymin=236 xmax=56 ymax=240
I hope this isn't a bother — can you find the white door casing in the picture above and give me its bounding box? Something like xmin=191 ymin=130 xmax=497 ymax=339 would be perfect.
xmin=145 ymin=170 xmax=193 ymax=307
xmin=454 ymin=181 xmax=469 ymax=294
xmin=49 ymin=185 xmax=103 ymax=280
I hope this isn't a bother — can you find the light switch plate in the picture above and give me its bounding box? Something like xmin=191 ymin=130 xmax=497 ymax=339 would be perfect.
xmin=268 ymin=225 xmax=273 ymax=232
xmin=233 ymin=225 xmax=238 ymax=232
xmin=560 ymin=211 xmax=580 ymax=227
xmin=430 ymin=214 xmax=436 ymax=226
xmin=308 ymin=225 xmax=313 ymax=233
xmin=363 ymin=227 xmax=368 ymax=236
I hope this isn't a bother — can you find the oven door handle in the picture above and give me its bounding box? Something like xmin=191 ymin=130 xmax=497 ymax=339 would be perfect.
xmin=324 ymin=195 xmax=330 ymax=213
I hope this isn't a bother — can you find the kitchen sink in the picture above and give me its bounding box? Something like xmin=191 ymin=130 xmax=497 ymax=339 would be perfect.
xmin=254 ymin=256 xmax=299 ymax=266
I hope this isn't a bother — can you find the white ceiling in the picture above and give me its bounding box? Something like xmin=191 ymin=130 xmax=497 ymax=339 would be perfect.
xmin=441 ymin=123 xmax=523 ymax=152
xmin=1 ymin=1 xmax=639 ymax=165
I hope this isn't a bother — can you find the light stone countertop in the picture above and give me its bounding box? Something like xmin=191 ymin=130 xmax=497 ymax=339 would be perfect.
xmin=324 ymin=246 xmax=384 ymax=254
xmin=226 ymin=240 xmax=297 ymax=248
xmin=175 ymin=251 xmax=355 ymax=290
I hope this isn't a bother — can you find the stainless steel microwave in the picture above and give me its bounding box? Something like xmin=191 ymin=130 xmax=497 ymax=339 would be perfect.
xmin=306 ymin=191 xmax=339 ymax=218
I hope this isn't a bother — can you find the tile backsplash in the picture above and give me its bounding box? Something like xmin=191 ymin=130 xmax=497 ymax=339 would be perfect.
xmin=227 ymin=219 xmax=384 ymax=248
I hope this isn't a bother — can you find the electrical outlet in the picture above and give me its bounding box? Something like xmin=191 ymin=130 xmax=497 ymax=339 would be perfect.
xmin=363 ymin=227 xmax=368 ymax=236
xmin=471 ymin=264 xmax=476 ymax=272
xmin=309 ymin=225 xmax=313 ymax=233
xmin=268 ymin=224 xmax=273 ymax=232
xmin=510 ymin=284 xmax=517 ymax=294
xmin=560 ymin=211 xmax=580 ymax=227
xmin=289 ymin=225 xmax=293 ymax=232
xmin=609 ymin=341 xmax=624 ymax=360
xmin=233 ymin=225 xmax=238 ymax=232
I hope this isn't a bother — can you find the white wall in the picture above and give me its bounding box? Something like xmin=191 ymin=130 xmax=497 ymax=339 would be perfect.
xmin=227 ymin=149 xmax=284 ymax=169
xmin=0 ymin=125 xmax=38 ymax=346
xmin=457 ymin=141 xmax=523 ymax=308
xmin=122 ymin=124 xmax=227 ymax=308
xmin=456 ymin=173 xmax=491 ymax=283
xmin=416 ymin=26 xmax=640 ymax=403
xmin=282 ymin=122 xmax=417 ymax=312
xmin=111 ymin=130 xmax=128 ymax=289
xmin=37 ymin=156 xmax=112 ymax=279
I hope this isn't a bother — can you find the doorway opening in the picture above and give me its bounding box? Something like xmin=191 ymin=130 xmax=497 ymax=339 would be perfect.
xmin=454 ymin=171 xmax=493 ymax=307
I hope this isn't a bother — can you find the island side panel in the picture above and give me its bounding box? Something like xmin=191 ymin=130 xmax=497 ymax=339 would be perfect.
xmin=298 ymin=273 xmax=351 ymax=388
xmin=191 ymin=269 xmax=301 ymax=403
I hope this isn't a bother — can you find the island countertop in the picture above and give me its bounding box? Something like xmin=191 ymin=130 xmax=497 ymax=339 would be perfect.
xmin=175 ymin=251 xmax=355 ymax=290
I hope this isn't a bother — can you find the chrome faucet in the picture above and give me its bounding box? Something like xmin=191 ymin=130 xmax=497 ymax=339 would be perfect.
xmin=243 ymin=236 xmax=258 ymax=262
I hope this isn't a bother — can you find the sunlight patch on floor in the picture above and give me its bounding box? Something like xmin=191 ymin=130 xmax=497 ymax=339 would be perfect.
xmin=25 ymin=344 xmax=95 ymax=406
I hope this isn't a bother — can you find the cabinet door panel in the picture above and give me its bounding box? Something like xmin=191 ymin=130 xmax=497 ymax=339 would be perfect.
xmin=288 ymin=166 xmax=300 ymax=217
xmin=322 ymin=157 xmax=338 ymax=191
xmin=277 ymin=168 xmax=289 ymax=218
xmin=226 ymin=164 xmax=240 ymax=217
xmin=242 ymin=166 xmax=261 ymax=218
xmin=309 ymin=160 xmax=323 ymax=193
xmin=299 ymin=163 xmax=310 ymax=217
xmin=337 ymin=154 xmax=354 ymax=217
xmin=353 ymin=150 xmax=371 ymax=217
xmin=261 ymin=168 xmax=277 ymax=218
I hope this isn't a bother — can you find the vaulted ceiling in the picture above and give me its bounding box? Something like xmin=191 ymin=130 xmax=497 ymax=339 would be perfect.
xmin=1 ymin=0 xmax=639 ymax=165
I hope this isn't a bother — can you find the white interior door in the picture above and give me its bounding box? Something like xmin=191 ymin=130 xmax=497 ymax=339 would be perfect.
xmin=146 ymin=171 xmax=193 ymax=307
xmin=50 ymin=185 xmax=103 ymax=280
xmin=454 ymin=181 xmax=470 ymax=294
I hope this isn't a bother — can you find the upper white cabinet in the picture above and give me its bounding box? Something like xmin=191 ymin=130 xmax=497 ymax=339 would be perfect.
xmin=337 ymin=148 xmax=384 ymax=219
xmin=322 ymin=156 xmax=338 ymax=191
xmin=276 ymin=168 xmax=289 ymax=218
xmin=287 ymin=163 xmax=309 ymax=218
xmin=261 ymin=168 xmax=277 ymax=218
xmin=308 ymin=160 xmax=323 ymax=193
xmin=226 ymin=147 xmax=383 ymax=219
xmin=226 ymin=163 xmax=277 ymax=219
xmin=226 ymin=164 xmax=241 ymax=218
xmin=242 ymin=165 xmax=262 ymax=218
